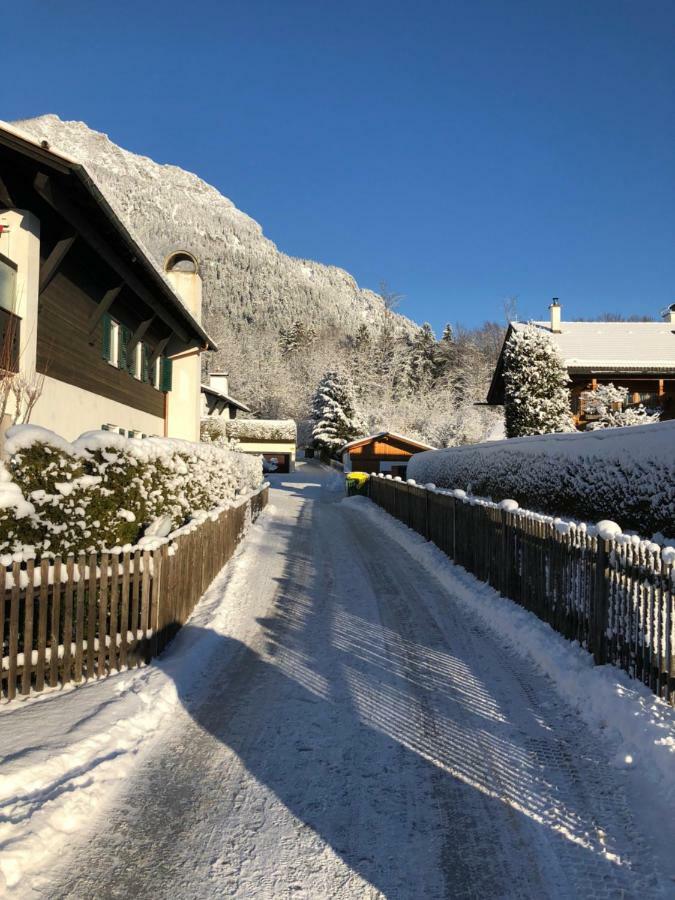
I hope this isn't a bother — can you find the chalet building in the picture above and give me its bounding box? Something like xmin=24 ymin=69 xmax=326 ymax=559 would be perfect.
xmin=487 ymin=300 xmax=675 ymax=426
xmin=201 ymin=371 xmax=250 ymax=421
xmin=340 ymin=432 xmax=436 ymax=479
xmin=0 ymin=120 xmax=215 ymax=442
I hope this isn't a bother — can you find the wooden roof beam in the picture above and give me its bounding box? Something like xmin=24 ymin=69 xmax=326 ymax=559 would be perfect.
xmin=87 ymin=284 xmax=123 ymax=343
xmin=33 ymin=172 xmax=191 ymax=344
xmin=0 ymin=174 xmax=15 ymax=208
xmin=127 ymin=316 xmax=155 ymax=356
xmin=39 ymin=233 xmax=76 ymax=296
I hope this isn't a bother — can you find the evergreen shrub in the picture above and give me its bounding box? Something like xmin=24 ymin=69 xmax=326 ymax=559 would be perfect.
xmin=0 ymin=425 xmax=262 ymax=559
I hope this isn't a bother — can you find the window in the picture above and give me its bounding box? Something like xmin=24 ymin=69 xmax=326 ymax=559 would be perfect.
xmin=0 ymin=254 xmax=17 ymax=314
xmin=102 ymin=314 xmax=120 ymax=366
xmin=0 ymin=308 xmax=20 ymax=373
xmin=133 ymin=342 xmax=143 ymax=381
xmin=157 ymin=356 xmax=173 ymax=392
xmin=102 ymin=318 xmax=172 ymax=392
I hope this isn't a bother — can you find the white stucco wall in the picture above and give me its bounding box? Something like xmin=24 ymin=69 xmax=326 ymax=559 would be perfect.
xmin=166 ymin=349 xmax=201 ymax=441
xmin=166 ymin=270 xmax=202 ymax=324
xmin=165 ymin=268 xmax=203 ymax=442
xmin=30 ymin=376 xmax=164 ymax=441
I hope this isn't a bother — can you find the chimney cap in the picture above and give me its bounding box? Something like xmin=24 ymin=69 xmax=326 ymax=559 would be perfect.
xmin=209 ymin=370 xmax=229 ymax=377
xmin=550 ymin=297 xmax=560 ymax=307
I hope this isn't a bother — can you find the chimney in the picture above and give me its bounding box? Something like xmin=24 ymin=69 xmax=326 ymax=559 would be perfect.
xmin=209 ymin=371 xmax=229 ymax=396
xmin=662 ymin=303 xmax=675 ymax=325
xmin=549 ymin=297 xmax=562 ymax=332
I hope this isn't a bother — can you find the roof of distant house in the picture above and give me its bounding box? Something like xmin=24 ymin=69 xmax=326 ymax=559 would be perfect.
xmin=487 ymin=316 xmax=675 ymax=405
xmin=340 ymin=431 xmax=437 ymax=454
xmin=200 ymin=383 xmax=251 ymax=413
xmin=512 ymin=320 xmax=675 ymax=370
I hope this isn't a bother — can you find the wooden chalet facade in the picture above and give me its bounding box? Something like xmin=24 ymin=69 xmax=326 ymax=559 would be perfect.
xmin=0 ymin=121 xmax=215 ymax=441
xmin=487 ymin=302 xmax=675 ymax=427
xmin=340 ymin=432 xmax=435 ymax=478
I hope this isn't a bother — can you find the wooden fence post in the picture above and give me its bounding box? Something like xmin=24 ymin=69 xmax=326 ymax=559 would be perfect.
xmin=594 ymin=538 xmax=610 ymax=665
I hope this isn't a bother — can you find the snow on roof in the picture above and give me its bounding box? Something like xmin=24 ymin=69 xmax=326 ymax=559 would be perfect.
xmin=200 ymin=383 xmax=250 ymax=413
xmin=340 ymin=431 xmax=437 ymax=454
xmin=513 ymin=321 xmax=675 ymax=369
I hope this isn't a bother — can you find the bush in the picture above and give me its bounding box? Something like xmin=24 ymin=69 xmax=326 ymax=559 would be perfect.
xmin=407 ymin=421 xmax=675 ymax=537
xmin=0 ymin=425 xmax=263 ymax=559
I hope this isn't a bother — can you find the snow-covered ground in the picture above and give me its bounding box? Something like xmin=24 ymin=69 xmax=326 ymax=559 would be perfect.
xmin=1 ymin=462 xmax=674 ymax=898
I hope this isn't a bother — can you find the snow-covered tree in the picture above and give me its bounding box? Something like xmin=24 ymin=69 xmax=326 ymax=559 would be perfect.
xmin=311 ymin=370 xmax=366 ymax=454
xmin=408 ymin=323 xmax=438 ymax=390
xmin=503 ymin=324 xmax=575 ymax=438
xmin=279 ymin=320 xmax=315 ymax=356
xmin=583 ymin=383 xmax=661 ymax=430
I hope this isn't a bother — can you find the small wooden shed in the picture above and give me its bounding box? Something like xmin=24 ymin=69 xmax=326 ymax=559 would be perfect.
xmin=340 ymin=432 xmax=435 ymax=478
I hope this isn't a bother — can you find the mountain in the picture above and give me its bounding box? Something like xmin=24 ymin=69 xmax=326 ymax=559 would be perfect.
xmin=13 ymin=115 xmax=416 ymax=344
xmin=13 ymin=115 xmax=501 ymax=446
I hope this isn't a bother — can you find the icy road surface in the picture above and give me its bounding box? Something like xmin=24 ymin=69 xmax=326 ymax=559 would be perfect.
xmin=46 ymin=463 xmax=667 ymax=898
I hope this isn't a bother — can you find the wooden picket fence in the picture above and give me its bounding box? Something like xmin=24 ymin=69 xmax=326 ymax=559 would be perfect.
xmin=369 ymin=476 xmax=675 ymax=704
xmin=0 ymin=486 xmax=268 ymax=701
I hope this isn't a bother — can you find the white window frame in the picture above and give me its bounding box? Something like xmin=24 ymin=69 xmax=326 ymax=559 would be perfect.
xmin=134 ymin=341 xmax=143 ymax=381
xmin=107 ymin=320 xmax=120 ymax=368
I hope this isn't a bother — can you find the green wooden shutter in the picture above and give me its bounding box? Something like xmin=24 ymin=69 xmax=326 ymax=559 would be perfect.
xmin=141 ymin=344 xmax=150 ymax=383
xmin=101 ymin=314 xmax=112 ymax=361
xmin=159 ymin=356 xmax=173 ymax=392
xmin=118 ymin=325 xmax=132 ymax=371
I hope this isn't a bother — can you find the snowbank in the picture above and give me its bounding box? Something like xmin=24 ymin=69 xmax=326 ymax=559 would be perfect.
xmin=0 ymin=497 xmax=272 ymax=894
xmin=408 ymin=421 xmax=675 ymax=536
xmin=346 ymin=495 xmax=675 ymax=816
xmin=0 ymin=425 xmax=263 ymax=558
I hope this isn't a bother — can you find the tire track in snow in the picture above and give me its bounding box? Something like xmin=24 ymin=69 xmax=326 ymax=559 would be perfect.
xmin=40 ymin=464 xmax=667 ymax=898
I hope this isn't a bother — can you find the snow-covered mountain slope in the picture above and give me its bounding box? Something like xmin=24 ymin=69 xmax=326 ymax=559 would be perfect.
xmin=14 ymin=115 xmax=415 ymax=341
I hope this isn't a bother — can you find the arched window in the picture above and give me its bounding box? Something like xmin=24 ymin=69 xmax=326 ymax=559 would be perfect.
xmin=164 ymin=250 xmax=198 ymax=274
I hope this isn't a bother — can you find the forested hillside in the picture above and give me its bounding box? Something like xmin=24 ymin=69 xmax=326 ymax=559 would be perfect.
xmin=15 ymin=115 xmax=503 ymax=445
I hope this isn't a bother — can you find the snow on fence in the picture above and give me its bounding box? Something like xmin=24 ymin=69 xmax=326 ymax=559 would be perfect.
xmin=369 ymin=476 xmax=675 ymax=704
xmin=0 ymin=485 xmax=268 ymax=701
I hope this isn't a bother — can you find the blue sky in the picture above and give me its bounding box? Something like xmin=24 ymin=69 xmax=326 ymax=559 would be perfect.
xmin=4 ymin=0 xmax=674 ymax=333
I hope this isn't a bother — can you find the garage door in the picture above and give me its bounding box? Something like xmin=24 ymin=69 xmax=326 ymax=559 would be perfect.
xmin=262 ymin=453 xmax=290 ymax=474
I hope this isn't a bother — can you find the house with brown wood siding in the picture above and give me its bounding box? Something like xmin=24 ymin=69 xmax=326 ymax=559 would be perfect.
xmin=0 ymin=121 xmax=215 ymax=441
xmin=486 ymin=300 xmax=675 ymax=427
xmin=340 ymin=432 xmax=436 ymax=479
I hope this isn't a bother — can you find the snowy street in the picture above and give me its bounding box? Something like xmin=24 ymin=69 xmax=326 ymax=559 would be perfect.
xmin=8 ymin=462 xmax=674 ymax=898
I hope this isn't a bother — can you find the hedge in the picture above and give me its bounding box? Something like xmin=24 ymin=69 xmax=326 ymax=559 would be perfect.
xmin=0 ymin=425 xmax=262 ymax=560
xmin=407 ymin=421 xmax=675 ymax=538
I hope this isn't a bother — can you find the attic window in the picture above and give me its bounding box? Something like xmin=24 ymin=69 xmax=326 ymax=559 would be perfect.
xmin=165 ymin=251 xmax=198 ymax=274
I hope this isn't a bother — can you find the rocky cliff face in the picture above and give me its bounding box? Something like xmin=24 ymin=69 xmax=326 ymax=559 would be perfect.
xmin=14 ymin=115 xmax=415 ymax=344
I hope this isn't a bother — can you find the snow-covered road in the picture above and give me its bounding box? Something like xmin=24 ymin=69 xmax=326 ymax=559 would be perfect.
xmin=27 ymin=463 xmax=673 ymax=897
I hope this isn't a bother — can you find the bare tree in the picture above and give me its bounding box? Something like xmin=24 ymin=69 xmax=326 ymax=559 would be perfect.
xmin=0 ymin=289 xmax=45 ymax=437
xmin=379 ymin=281 xmax=405 ymax=312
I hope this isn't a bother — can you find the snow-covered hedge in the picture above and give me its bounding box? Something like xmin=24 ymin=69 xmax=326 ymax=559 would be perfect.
xmin=226 ymin=419 xmax=296 ymax=442
xmin=407 ymin=421 xmax=675 ymax=537
xmin=0 ymin=425 xmax=262 ymax=558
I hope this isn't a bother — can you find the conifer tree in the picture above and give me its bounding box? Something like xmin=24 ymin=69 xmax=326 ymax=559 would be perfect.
xmin=503 ymin=324 xmax=575 ymax=437
xmin=408 ymin=323 xmax=438 ymax=390
xmin=311 ymin=370 xmax=367 ymax=453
